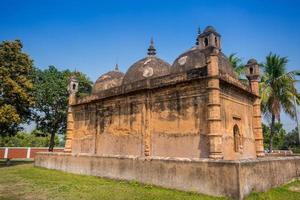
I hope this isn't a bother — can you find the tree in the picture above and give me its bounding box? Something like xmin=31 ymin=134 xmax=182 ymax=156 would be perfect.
xmin=33 ymin=66 xmax=92 ymax=151
xmin=0 ymin=130 xmax=60 ymax=147
xmin=283 ymin=127 xmax=300 ymax=152
xmin=262 ymin=122 xmax=286 ymax=150
xmin=260 ymin=53 xmax=300 ymax=152
xmin=228 ymin=53 xmax=246 ymax=80
xmin=0 ymin=40 xmax=35 ymax=136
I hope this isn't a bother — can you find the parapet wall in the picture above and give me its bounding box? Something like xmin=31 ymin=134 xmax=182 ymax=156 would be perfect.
xmin=35 ymin=153 xmax=300 ymax=199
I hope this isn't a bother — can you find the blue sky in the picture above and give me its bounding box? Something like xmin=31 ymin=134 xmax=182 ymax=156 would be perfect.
xmin=1 ymin=0 xmax=299 ymax=130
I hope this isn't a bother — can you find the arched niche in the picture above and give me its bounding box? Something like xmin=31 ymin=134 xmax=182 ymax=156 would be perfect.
xmin=233 ymin=124 xmax=240 ymax=152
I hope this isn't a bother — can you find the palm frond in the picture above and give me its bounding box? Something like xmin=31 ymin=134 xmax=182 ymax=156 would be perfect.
xmin=228 ymin=53 xmax=246 ymax=79
xmin=261 ymin=52 xmax=299 ymax=121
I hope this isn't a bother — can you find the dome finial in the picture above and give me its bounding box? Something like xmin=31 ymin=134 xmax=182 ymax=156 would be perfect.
xmin=115 ymin=63 xmax=119 ymax=71
xmin=196 ymin=27 xmax=201 ymax=45
xmin=147 ymin=37 xmax=156 ymax=56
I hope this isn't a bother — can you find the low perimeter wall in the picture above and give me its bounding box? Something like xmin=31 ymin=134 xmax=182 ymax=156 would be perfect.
xmin=35 ymin=153 xmax=300 ymax=200
xmin=0 ymin=147 xmax=64 ymax=160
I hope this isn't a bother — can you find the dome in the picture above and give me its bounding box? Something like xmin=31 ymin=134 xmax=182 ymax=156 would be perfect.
xmin=171 ymin=47 xmax=236 ymax=77
xmin=198 ymin=25 xmax=221 ymax=37
xmin=204 ymin=26 xmax=216 ymax=32
xmin=122 ymin=39 xmax=171 ymax=85
xmin=92 ymin=65 xmax=124 ymax=93
xmin=218 ymin=52 xmax=236 ymax=76
xmin=122 ymin=57 xmax=171 ymax=84
xmin=171 ymin=47 xmax=207 ymax=74
xmin=247 ymin=58 xmax=258 ymax=64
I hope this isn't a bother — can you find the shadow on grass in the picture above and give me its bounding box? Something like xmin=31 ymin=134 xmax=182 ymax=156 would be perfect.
xmin=0 ymin=159 xmax=33 ymax=168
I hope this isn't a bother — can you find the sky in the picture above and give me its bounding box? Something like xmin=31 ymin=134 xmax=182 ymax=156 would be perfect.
xmin=0 ymin=0 xmax=299 ymax=131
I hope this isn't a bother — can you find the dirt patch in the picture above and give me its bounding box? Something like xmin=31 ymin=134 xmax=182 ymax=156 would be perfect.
xmin=288 ymin=186 xmax=300 ymax=193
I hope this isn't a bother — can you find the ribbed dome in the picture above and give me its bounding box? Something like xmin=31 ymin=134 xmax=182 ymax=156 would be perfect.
xmin=93 ymin=66 xmax=124 ymax=93
xmin=122 ymin=39 xmax=171 ymax=85
xmin=171 ymin=47 xmax=236 ymax=77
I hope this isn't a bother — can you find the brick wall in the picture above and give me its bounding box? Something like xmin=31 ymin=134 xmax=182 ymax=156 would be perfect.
xmin=0 ymin=147 xmax=64 ymax=160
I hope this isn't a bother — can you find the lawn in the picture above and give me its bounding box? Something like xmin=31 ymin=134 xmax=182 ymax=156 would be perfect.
xmin=0 ymin=161 xmax=299 ymax=200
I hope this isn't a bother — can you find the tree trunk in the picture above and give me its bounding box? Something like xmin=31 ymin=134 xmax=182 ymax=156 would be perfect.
xmin=269 ymin=114 xmax=275 ymax=153
xmin=48 ymin=132 xmax=55 ymax=152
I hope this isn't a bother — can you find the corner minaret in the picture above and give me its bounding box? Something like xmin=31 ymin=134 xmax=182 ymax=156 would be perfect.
xmin=68 ymin=75 xmax=79 ymax=97
xmin=245 ymin=59 xmax=260 ymax=92
xmin=64 ymin=74 xmax=78 ymax=153
xmin=200 ymin=26 xmax=223 ymax=159
xmin=197 ymin=26 xmax=221 ymax=50
xmin=246 ymin=59 xmax=264 ymax=157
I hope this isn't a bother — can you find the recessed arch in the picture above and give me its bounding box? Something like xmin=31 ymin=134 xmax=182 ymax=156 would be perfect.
xmin=204 ymin=37 xmax=209 ymax=47
xmin=233 ymin=124 xmax=240 ymax=152
xmin=215 ymin=37 xmax=218 ymax=47
xmin=249 ymin=67 xmax=254 ymax=74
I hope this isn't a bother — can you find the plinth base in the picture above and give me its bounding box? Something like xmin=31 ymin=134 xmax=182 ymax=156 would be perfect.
xmin=35 ymin=153 xmax=300 ymax=200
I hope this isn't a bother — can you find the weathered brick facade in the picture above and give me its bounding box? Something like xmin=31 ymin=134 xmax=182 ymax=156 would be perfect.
xmin=64 ymin=26 xmax=264 ymax=160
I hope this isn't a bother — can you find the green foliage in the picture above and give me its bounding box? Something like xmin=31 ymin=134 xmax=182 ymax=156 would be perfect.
xmin=260 ymin=52 xmax=300 ymax=151
xmin=31 ymin=129 xmax=48 ymax=137
xmin=0 ymin=131 xmax=60 ymax=147
xmin=0 ymin=40 xmax=35 ymax=136
xmin=283 ymin=127 xmax=300 ymax=152
xmin=33 ymin=66 xmax=92 ymax=150
xmin=33 ymin=66 xmax=70 ymax=137
xmin=263 ymin=122 xmax=300 ymax=152
xmin=228 ymin=53 xmax=247 ymax=81
xmin=263 ymin=122 xmax=286 ymax=150
xmin=260 ymin=53 xmax=300 ymax=120
xmin=76 ymin=72 xmax=93 ymax=97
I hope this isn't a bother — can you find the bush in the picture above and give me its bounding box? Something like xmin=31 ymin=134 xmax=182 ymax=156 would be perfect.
xmin=0 ymin=131 xmax=60 ymax=147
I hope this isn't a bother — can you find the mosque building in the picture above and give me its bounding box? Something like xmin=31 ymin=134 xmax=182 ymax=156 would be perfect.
xmin=64 ymin=26 xmax=264 ymax=160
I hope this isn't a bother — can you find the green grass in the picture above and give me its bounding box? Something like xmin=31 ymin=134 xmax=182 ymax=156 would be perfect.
xmin=247 ymin=181 xmax=300 ymax=200
xmin=0 ymin=161 xmax=299 ymax=200
xmin=0 ymin=161 xmax=228 ymax=200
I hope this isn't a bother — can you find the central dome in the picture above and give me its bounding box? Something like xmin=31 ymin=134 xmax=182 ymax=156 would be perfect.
xmin=122 ymin=39 xmax=171 ymax=85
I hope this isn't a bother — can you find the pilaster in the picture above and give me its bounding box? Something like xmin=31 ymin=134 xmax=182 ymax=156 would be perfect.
xmin=64 ymin=95 xmax=76 ymax=153
xmin=246 ymin=59 xmax=265 ymax=157
xmin=206 ymin=49 xmax=223 ymax=159
xmin=251 ymin=80 xmax=264 ymax=157
xmin=143 ymin=91 xmax=152 ymax=157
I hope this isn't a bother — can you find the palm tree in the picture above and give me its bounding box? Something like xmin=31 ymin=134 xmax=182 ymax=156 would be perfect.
xmin=228 ymin=53 xmax=246 ymax=79
xmin=260 ymin=53 xmax=300 ymax=152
